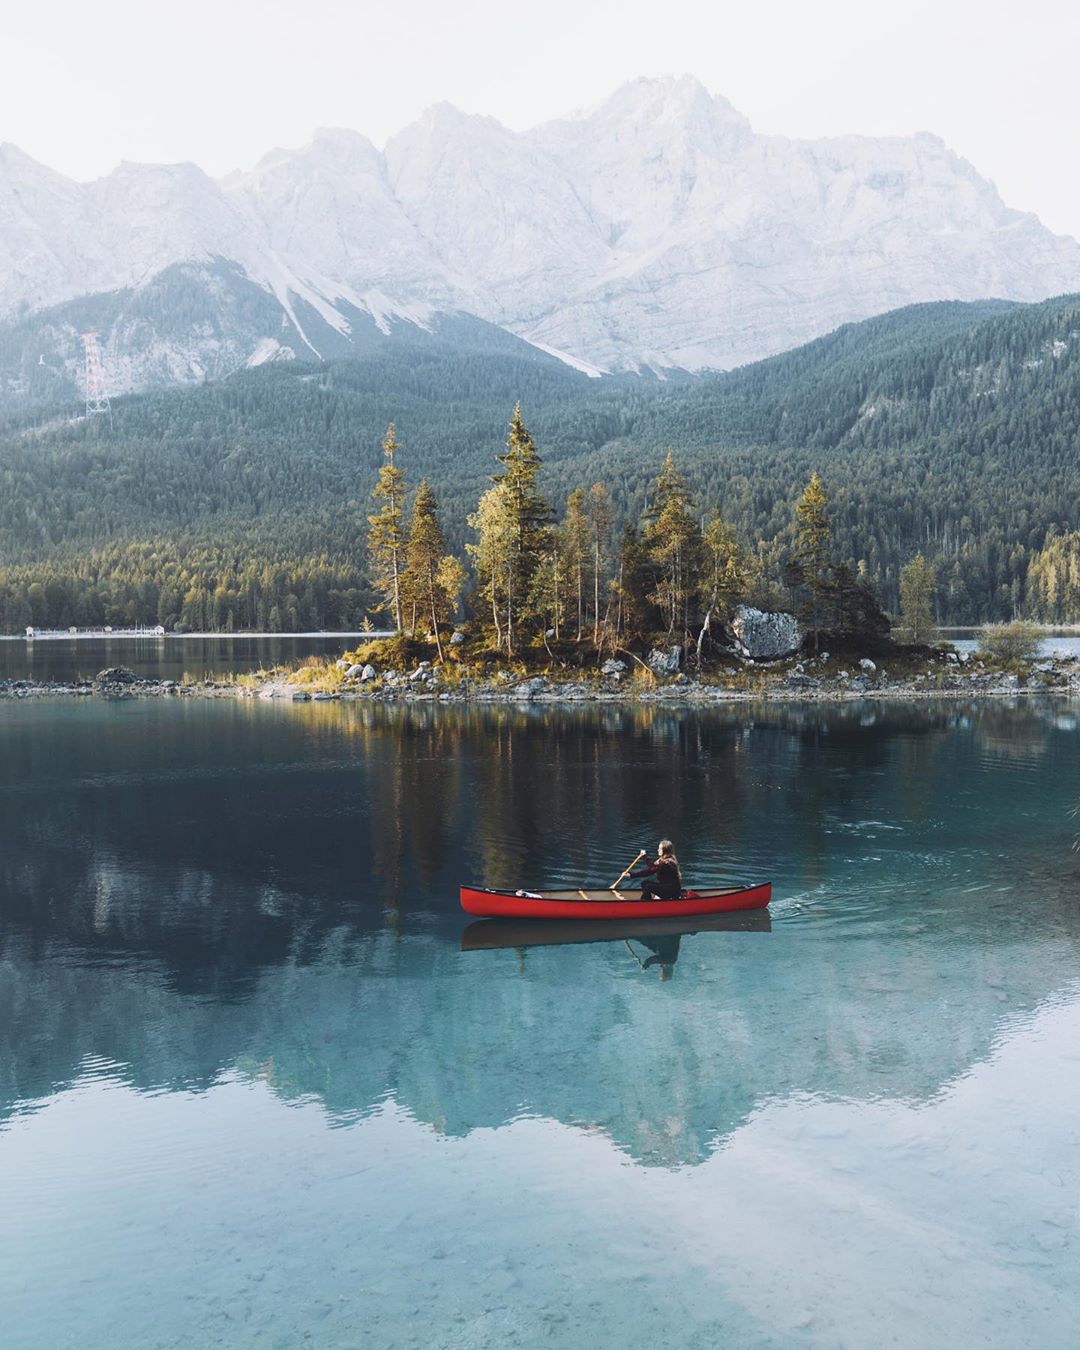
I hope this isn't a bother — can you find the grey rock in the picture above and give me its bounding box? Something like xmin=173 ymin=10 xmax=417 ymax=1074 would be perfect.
xmin=292 ymin=691 xmax=310 ymax=701
xmin=94 ymin=666 xmax=139 ymax=685
xmin=730 ymin=606 xmax=801 ymax=660
xmin=360 ymin=664 xmax=377 ymax=682
xmin=647 ymin=646 xmax=682 ymax=675
xmin=449 ymin=631 xmax=466 ymax=646
xmin=859 ymin=658 xmax=877 ymax=673
xmin=515 ymin=677 xmax=548 ymax=697
xmin=344 ymin=664 xmax=365 ymax=679
xmin=601 ymin=658 xmax=627 ymax=675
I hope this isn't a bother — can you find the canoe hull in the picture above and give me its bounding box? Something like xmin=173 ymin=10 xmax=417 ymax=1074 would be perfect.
xmin=459 ymin=881 xmax=771 ymax=921
xmin=461 ymin=909 xmax=772 ymax=951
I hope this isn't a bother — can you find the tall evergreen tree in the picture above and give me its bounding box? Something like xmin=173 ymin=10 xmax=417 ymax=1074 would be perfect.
xmin=560 ymin=488 xmax=589 ymax=640
xmin=487 ymin=403 xmax=553 ymax=655
xmin=466 ymin=483 xmax=515 ymax=653
xmin=403 ymin=479 xmax=461 ymax=661
xmin=587 ymin=482 xmax=614 ymax=646
xmin=367 ymin=422 xmax=407 ymax=633
xmin=612 ymin=524 xmax=649 ymax=639
xmin=643 ymin=453 xmax=700 ymax=636
xmin=794 ymin=473 xmax=833 ymax=651
xmin=697 ymin=511 xmax=748 ymax=658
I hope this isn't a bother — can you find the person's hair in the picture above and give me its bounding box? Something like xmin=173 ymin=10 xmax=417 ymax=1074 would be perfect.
xmin=658 ymin=839 xmax=675 ymax=856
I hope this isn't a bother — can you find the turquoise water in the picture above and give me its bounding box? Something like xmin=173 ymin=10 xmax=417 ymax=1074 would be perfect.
xmin=1 ymin=698 xmax=1078 ymax=1348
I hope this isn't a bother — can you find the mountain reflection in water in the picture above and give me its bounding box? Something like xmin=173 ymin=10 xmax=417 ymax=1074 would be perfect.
xmin=1 ymin=696 xmax=1077 ymax=1172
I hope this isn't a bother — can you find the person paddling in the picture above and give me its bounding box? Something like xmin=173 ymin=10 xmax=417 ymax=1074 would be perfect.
xmin=630 ymin=840 xmax=682 ymax=901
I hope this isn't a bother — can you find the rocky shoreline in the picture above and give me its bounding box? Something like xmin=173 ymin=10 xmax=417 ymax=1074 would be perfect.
xmin=2 ymin=656 xmax=1078 ymax=705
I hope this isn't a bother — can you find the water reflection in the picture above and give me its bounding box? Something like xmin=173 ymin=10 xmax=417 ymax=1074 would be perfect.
xmin=1 ymin=695 xmax=1077 ymax=1170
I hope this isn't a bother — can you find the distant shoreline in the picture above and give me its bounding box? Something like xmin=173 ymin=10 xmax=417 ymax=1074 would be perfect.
xmin=3 ymin=667 xmax=1078 ymax=707
xmin=0 ymin=631 xmax=392 ymax=642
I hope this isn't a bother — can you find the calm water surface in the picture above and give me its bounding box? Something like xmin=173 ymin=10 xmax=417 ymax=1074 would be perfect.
xmin=1 ymin=697 xmax=1078 ymax=1349
xmin=0 ymin=634 xmax=370 ymax=683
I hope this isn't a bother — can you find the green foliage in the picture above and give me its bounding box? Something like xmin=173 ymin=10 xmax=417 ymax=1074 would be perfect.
xmin=1026 ymin=531 xmax=1080 ymax=624
xmin=977 ymin=620 xmax=1043 ymax=665
xmin=368 ymin=422 xmax=408 ymax=631
xmin=2 ymin=295 xmax=1080 ymax=631
xmin=643 ymin=452 xmax=701 ymax=636
xmin=794 ymin=472 xmax=832 ymax=648
xmin=402 ymin=479 xmax=460 ymax=660
xmin=899 ymin=554 xmax=938 ymax=644
xmin=473 ymin=404 xmax=554 ymax=655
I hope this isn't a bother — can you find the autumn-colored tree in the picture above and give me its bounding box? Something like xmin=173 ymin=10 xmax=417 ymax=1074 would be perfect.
xmin=643 ymin=453 xmax=700 ymax=636
xmin=466 ymin=483 xmax=515 ymax=653
xmin=367 ymin=423 xmax=407 ymax=632
xmin=697 ymin=511 xmax=748 ymax=660
xmin=587 ymin=482 xmax=614 ymax=646
xmin=899 ymin=553 xmax=938 ymax=644
xmin=558 ymin=488 xmax=588 ymax=640
xmin=402 ymin=479 xmax=462 ymax=661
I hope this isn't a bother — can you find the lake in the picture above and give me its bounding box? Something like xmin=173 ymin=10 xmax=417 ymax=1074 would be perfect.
xmin=3 ymin=630 xmax=1079 ymax=687
xmin=1 ymin=697 xmax=1079 ymax=1348
xmin=0 ymin=633 xmax=374 ymax=683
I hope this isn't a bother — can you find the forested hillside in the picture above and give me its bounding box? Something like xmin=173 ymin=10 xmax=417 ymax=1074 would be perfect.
xmin=1 ymin=295 xmax=1078 ymax=632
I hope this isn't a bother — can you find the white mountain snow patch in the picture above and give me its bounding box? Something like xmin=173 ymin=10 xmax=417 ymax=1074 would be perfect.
xmin=2 ymin=76 xmax=1080 ymax=384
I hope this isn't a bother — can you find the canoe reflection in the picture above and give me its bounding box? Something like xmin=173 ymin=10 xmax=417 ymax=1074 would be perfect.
xmin=460 ymin=908 xmax=771 ymax=955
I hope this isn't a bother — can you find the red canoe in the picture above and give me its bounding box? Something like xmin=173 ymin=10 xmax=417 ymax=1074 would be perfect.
xmin=459 ymin=881 xmax=771 ymax=921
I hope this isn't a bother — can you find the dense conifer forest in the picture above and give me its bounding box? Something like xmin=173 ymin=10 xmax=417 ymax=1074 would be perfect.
xmin=1 ymin=294 xmax=1077 ymax=633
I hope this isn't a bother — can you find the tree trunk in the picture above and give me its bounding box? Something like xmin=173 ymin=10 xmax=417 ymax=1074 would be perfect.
xmin=593 ymin=539 xmax=601 ymax=647
xmin=429 ymin=583 xmax=444 ymax=663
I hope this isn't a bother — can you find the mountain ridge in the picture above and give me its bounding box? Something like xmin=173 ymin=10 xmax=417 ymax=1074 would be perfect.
xmin=2 ymin=76 xmax=1079 ymax=405
xmin=1 ymin=295 xmax=1077 ymax=631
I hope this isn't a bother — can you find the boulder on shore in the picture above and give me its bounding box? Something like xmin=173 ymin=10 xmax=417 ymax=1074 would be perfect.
xmin=648 ymin=647 xmax=682 ymax=676
xmin=601 ymin=658 xmax=627 ymax=676
xmin=730 ymin=606 xmax=801 ymax=660
xmin=94 ymin=667 xmax=139 ymax=685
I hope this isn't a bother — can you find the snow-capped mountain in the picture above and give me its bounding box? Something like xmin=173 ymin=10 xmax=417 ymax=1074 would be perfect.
xmin=2 ymin=75 xmax=1080 ymax=402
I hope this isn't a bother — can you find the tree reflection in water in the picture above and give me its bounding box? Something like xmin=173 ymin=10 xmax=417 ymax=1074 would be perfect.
xmin=0 ymin=695 xmax=1077 ymax=1167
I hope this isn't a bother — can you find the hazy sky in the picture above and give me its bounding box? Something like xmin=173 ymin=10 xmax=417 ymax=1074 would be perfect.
xmin=3 ymin=0 xmax=1078 ymax=237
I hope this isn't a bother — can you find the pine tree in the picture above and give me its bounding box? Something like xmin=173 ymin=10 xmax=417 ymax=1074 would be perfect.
xmin=487 ymin=404 xmax=553 ymax=655
xmin=697 ymin=511 xmax=748 ymax=659
xmin=560 ymin=488 xmax=589 ymax=640
xmin=794 ymin=473 xmax=833 ymax=651
xmin=403 ymin=479 xmax=460 ymax=661
xmin=612 ymin=524 xmax=649 ymax=639
xmin=643 ymin=453 xmax=700 ymax=636
xmin=466 ymin=483 xmax=515 ymax=653
xmin=367 ymin=423 xmax=407 ymax=632
xmin=899 ymin=553 xmax=938 ymax=644
xmin=587 ymin=482 xmax=614 ymax=646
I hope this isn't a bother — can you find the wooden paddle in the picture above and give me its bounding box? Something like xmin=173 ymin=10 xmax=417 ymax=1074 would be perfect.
xmin=610 ymin=849 xmax=646 ymax=893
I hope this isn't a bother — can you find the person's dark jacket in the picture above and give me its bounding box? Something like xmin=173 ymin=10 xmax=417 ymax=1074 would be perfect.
xmin=632 ymin=855 xmax=682 ymax=898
